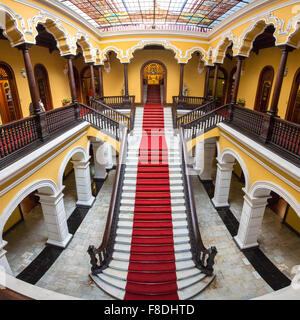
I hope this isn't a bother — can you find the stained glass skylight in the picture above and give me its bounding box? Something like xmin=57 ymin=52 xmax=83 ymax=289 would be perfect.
xmin=56 ymin=0 xmax=253 ymax=32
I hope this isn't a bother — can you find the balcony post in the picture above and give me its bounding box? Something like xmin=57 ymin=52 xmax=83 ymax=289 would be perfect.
xmin=89 ymin=63 xmax=96 ymax=99
xmin=231 ymin=56 xmax=245 ymax=104
xmin=18 ymin=44 xmax=49 ymax=141
xmin=269 ymin=45 xmax=294 ymax=116
xmin=178 ymin=63 xmax=185 ymax=106
xmin=204 ymin=66 xmax=212 ymax=99
xmin=212 ymin=63 xmax=220 ymax=99
xmin=123 ymin=63 xmax=130 ymax=107
xmin=65 ymin=55 xmax=77 ymax=103
xmin=97 ymin=64 xmax=104 ymax=100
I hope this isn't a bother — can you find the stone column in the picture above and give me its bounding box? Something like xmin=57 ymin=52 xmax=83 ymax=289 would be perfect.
xmin=89 ymin=63 xmax=96 ymax=97
xmin=198 ymin=138 xmax=216 ymax=180
xmin=104 ymin=142 xmax=114 ymax=170
xmin=234 ymin=192 xmax=271 ymax=250
xmin=0 ymin=240 xmax=13 ymax=276
xmin=97 ymin=64 xmax=104 ymax=99
xmin=37 ymin=188 xmax=72 ymax=248
xmin=72 ymin=158 xmax=95 ymax=207
xmin=178 ymin=63 xmax=185 ymax=98
xmin=204 ymin=66 xmax=212 ymax=98
xmin=92 ymin=140 xmax=107 ymax=180
xmin=212 ymin=158 xmax=234 ymax=207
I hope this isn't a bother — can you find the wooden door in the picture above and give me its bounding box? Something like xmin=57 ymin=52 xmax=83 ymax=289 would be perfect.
xmin=254 ymin=66 xmax=274 ymax=112
xmin=286 ymin=68 xmax=300 ymax=124
xmin=34 ymin=64 xmax=53 ymax=111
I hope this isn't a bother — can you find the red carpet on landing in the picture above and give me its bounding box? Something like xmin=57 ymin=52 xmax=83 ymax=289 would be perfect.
xmin=124 ymin=85 xmax=179 ymax=300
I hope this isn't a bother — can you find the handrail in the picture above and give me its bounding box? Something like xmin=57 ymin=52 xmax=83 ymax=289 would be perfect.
xmin=176 ymin=99 xmax=219 ymax=128
xmin=183 ymin=103 xmax=232 ymax=140
xmin=173 ymin=95 xmax=206 ymax=109
xmin=180 ymin=126 xmax=217 ymax=275
xmin=87 ymin=125 xmax=128 ymax=274
xmin=98 ymin=95 xmax=135 ymax=108
xmin=91 ymin=98 xmax=131 ymax=130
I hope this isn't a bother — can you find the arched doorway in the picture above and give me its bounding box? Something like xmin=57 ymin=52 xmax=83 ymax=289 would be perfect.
xmin=34 ymin=64 xmax=53 ymax=111
xmin=81 ymin=66 xmax=99 ymax=105
xmin=226 ymin=67 xmax=237 ymax=104
xmin=286 ymin=68 xmax=300 ymax=124
xmin=254 ymin=66 xmax=274 ymax=112
xmin=141 ymin=60 xmax=167 ymax=105
xmin=207 ymin=67 xmax=227 ymax=105
xmin=0 ymin=62 xmax=22 ymax=124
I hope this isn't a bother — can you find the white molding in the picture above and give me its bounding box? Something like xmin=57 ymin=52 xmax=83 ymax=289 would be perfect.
xmin=218 ymin=123 xmax=300 ymax=192
xmin=0 ymin=179 xmax=59 ymax=242
xmin=0 ymin=123 xmax=89 ymax=196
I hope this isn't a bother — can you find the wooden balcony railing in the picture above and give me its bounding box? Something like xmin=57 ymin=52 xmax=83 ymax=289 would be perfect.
xmin=87 ymin=126 xmax=128 ymax=274
xmin=90 ymin=98 xmax=132 ymax=130
xmin=180 ymin=126 xmax=217 ymax=275
xmin=0 ymin=102 xmax=122 ymax=169
xmin=173 ymin=95 xmax=206 ymax=109
xmin=98 ymin=95 xmax=135 ymax=109
xmin=182 ymin=103 xmax=300 ymax=164
xmin=177 ymin=100 xmax=219 ymax=128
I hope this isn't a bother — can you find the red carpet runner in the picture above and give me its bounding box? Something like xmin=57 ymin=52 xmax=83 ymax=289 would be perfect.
xmin=124 ymin=103 xmax=179 ymax=300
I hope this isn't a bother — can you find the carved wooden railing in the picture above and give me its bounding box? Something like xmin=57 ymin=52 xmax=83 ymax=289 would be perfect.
xmin=182 ymin=103 xmax=300 ymax=163
xmin=0 ymin=103 xmax=122 ymax=168
xmin=177 ymin=100 xmax=219 ymax=128
xmin=180 ymin=126 xmax=217 ymax=275
xmin=173 ymin=95 xmax=206 ymax=109
xmin=99 ymin=95 xmax=135 ymax=109
xmin=183 ymin=104 xmax=231 ymax=140
xmin=79 ymin=104 xmax=121 ymax=140
xmin=87 ymin=126 xmax=128 ymax=274
xmin=90 ymin=98 xmax=131 ymax=130
xmin=270 ymin=118 xmax=300 ymax=159
xmin=0 ymin=116 xmax=39 ymax=160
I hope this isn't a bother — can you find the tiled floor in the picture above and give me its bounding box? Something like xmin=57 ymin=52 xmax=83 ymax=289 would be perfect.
xmin=3 ymin=159 xmax=300 ymax=299
xmin=228 ymin=173 xmax=300 ymax=280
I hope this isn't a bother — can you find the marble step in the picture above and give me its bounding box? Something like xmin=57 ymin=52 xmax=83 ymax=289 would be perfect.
xmin=123 ymin=173 xmax=183 ymax=180
xmin=116 ymin=226 xmax=189 ymax=237
xmin=178 ymin=275 xmax=215 ymax=300
xmin=115 ymin=235 xmax=190 ymax=245
xmin=112 ymin=251 xmax=192 ymax=262
xmin=119 ymin=205 xmax=186 ymax=214
xmin=113 ymin=242 xmax=191 ymax=254
xmin=125 ymin=167 xmax=182 ymax=173
xmin=120 ymin=198 xmax=185 ymax=206
xmin=122 ymin=185 xmax=184 ymax=192
xmin=122 ymin=179 xmax=183 ymax=186
xmin=121 ymin=191 xmax=185 ymax=199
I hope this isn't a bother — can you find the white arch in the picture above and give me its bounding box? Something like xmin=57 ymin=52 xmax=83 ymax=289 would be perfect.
xmin=249 ymin=180 xmax=300 ymax=218
xmin=58 ymin=146 xmax=88 ymax=189
xmin=0 ymin=179 xmax=58 ymax=243
xmin=218 ymin=148 xmax=250 ymax=192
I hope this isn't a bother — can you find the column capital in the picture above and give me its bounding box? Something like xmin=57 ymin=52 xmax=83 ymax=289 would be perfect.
xmin=64 ymin=54 xmax=76 ymax=60
xmin=16 ymin=43 xmax=32 ymax=51
xmin=36 ymin=187 xmax=65 ymax=206
xmin=216 ymin=158 xmax=235 ymax=171
xmin=243 ymin=192 xmax=271 ymax=209
xmin=0 ymin=240 xmax=8 ymax=252
xmin=278 ymin=44 xmax=295 ymax=53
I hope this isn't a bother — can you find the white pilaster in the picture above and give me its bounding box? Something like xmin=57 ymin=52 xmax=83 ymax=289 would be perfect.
xmin=0 ymin=240 xmax=13 ymax=276
xmin=72 ymin=158 xmax=95 ymax=207
xmin=104 ymin=142 xmax=114 ymax=170
xmin=37 ymin=189 xmax=72 ymax=248
xmin=92 ymin=141 xmax=107 ymax=180
xmin=212 ymin=159 xmax=234 ymax=207
xmin=200 ymin=138 xmax=216 ymax=180
xmin=234 ymin=192 xmax=270 ymax=250
xmin=193 ymin=140 xmax=203 ymax=172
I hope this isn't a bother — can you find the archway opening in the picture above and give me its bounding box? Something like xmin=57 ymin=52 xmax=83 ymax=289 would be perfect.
xmin=286 ymin=68 xmax=300 ymax=124
xmin=34 ymin=64 xmax=53 ymax=111
xmin=254 ymin=66 xmax=274 ymax=112
xmin=141 ymin=60 xmax=166 ymax=105
xmin=0 ymin=62 xmax=22 ymax=124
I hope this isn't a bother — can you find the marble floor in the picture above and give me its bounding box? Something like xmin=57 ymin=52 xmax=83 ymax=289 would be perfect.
xmin=228 ymin=173 xmax=300 ymax=280
xmin=3 ymin=159 xmax=299 ymax=299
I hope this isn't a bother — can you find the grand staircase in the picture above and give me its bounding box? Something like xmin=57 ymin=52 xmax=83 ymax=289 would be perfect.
xmin=89 ymin=100 xmax=216 ymax=299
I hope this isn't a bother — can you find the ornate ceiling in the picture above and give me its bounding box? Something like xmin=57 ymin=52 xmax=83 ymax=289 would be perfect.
xmin=57 ymin=0 xmax=253 ymax=32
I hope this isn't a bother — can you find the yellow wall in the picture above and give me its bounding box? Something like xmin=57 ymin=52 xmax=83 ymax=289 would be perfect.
xmin=183 ymin=53 xmax=206 ymax=98
xmin=128 ymin=49 xmax=180 ymax=104
xmin=286 ymin=207 xmax=300 ymax=234
xmin=0 ymin=40 xmax=71 ymax=118
xmin=3 ymin=206 xmax=22 ymax=233
xmin=238 ymin=47 xmax=300 ymax=119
